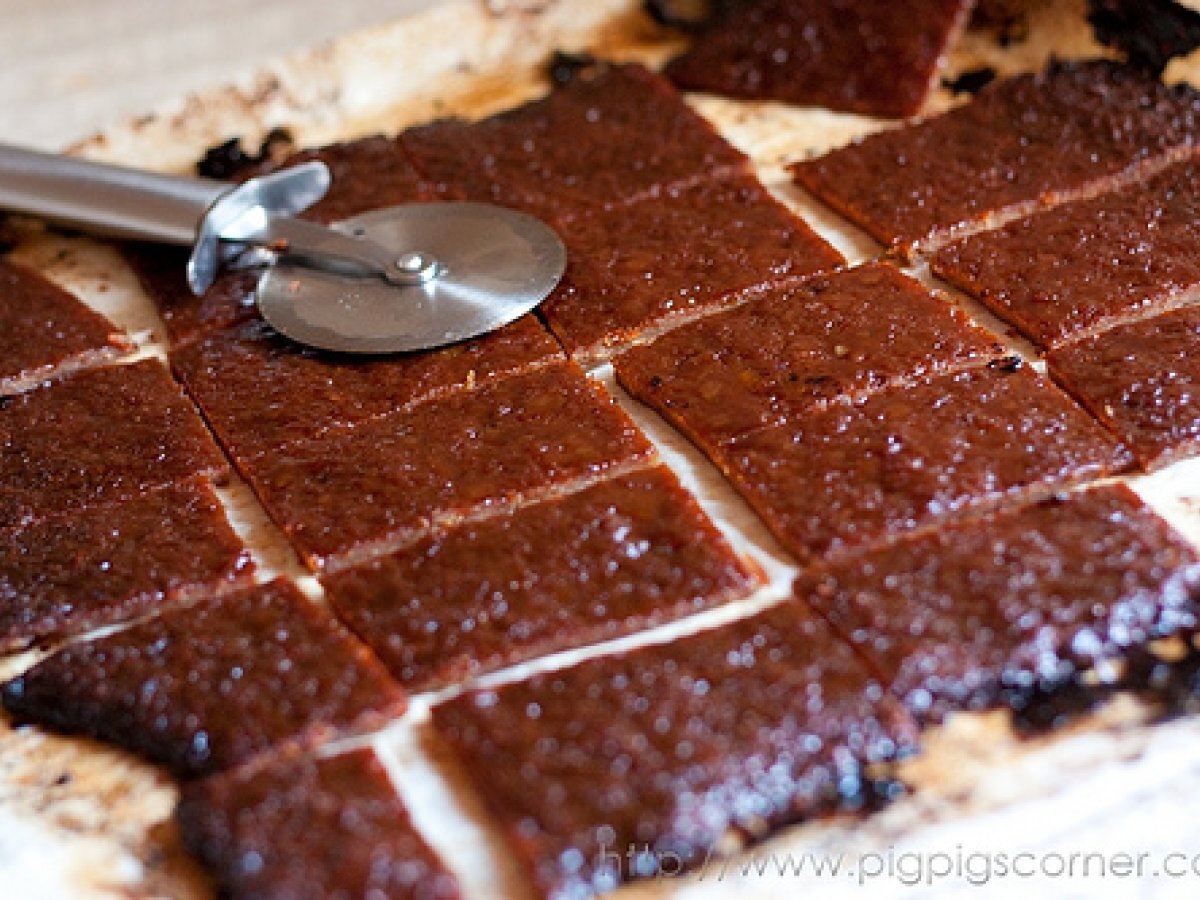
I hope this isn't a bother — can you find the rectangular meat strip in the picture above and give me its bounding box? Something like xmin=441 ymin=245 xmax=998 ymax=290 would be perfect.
xmin=323 ymin=466 xmax=758 ymax=692
xmin=541 ymin=175 xmax=843 ymax=364
xmin=1047 ymin=305 xmax=1200 ymax=470
xmin=401 ymin=62 xmax=749 ymax=222
xmin=0 ymin=359 xmax=228 ymax=530
xmin=0 ymin=477 xmax=252 ymax=653
xmin=171 ymin=314 xmax=562 ymax=459
xmin=800 ymin=484 xmax=1200 ymax=723
xmin=722 ymin=365 xmax=1131 ymax=563
xmin=615 ymin=262 xmax=1003 ymax=451
xmin=242 ymin=362 xmax=655 ymax=571
xmin=1 ymin=577 xmax=406 ymax=778
xmin=177 ymin=746 xmax=460 ymax=900
xmin=932 ymin=157 xmax=1200 ymax=347
xmin=664 ymin=0 xmax=973 ymax=118
xmin=432 ymin=605 xmax=917 ymax=900
xmin=791 ymin=60 xmax=1200 ymax=255
xmin=0 ymin=257 xmax=131 ymax=395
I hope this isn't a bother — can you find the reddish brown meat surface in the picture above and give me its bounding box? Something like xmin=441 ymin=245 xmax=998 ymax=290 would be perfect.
xmin=615 ymin=263 xmax=1003 ymax=451
xmin=433 ymin=606 xmax=916 ymax=899
xmin=792 ymin=61 xmax=1200 ymax=253
xmin=243 ymin=363 xmax=655 ymax=570
xmin=177 ymin=747 xmax=460 ymax=900
xmin=932 ymin=158 xmax=1200 ymax=347
xmin=324 ymin=466 xmax=757 ymax=691
xmin=0 ymin=359 xmax=228 ymax=530
xmin=1 ymin=578 xmax=405 ymax=777
xmin=124 ymin=245 xmax=262 ymax=348
xmin=665 ymin=0 xmax=972 ymax=117
xmin=801 ymin=485 xmax=1200 ymax=722
xmin=1047 ymin=305 xmax=1200 ymax=470
xmin=0 ymin=477 xmax=251 ymax=652
xmin=542 ymin=175 xmax=843 ymax=362
xmin=723 ymin=366 xmax=1131 ymax=562
xmin=401 ymin=62 xmax=749 ymax=221
xmin=171 ymin=315 xmax=562 ymax=458
xmin=0 ymin=258 xmax=130 ymax=395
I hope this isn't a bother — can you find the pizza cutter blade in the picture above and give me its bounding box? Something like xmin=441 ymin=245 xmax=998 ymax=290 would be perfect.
xmin=256 ymin=204 xmax=565 ymax=354
xmin=0 ymin=142 xmax=566 ymax=354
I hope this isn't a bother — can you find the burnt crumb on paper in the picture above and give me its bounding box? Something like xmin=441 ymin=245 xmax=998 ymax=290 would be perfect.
xmin=195 ymin=127 xmax=295 ymax=180
xmin=1088 ymin=0 xmax=1200 ymax=75
xmin=945 ymin=66 xmax=998 ymax=95
xmin=547 ymin=49 xmax=599 ymax=87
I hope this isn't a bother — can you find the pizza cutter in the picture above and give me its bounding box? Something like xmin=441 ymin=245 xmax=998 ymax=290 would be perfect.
xmin=0 ymin=142 xmax=566 ymax=353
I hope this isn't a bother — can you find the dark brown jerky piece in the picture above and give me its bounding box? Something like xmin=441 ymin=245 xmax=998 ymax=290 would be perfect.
xmin=323 ymin=466 xmax=757 ymax=692
xmin=171 ymin=315 xmax=562 ymax=459
xmin=615 ymin=263 xmax=1003 ymax=450
xmin=177 ymin=746 xmax=460 ymax=900
xmin=932 ymin=158 xmax=1200 ymax=348
xmin=801 ymin=485 xmax=1200 ymax=723
xmin=401 ymin=62 xmax=748 ymax=222
xmin=433 ymin=605 xmax=916 ymax=899
xmin=541 ymin=176 xmax=843 ymax=363
xmin=664 ymin=0 xmax=972 ymax=118
xmin=791 ymin=60 xmax=1200 ymax=254
xmin=1 ymin=578 xmax=405 ymax=778
xmin=0 ymin=477 xmax=252 ymax=653
xmin=0 ymin=359 xmax=228 ymax=530
xmin=1047 ymin=305 xmax=1200 ymax=470
xmin=722 ymin=366 xmax=1131 ymax=563
xmin=0 ymin=258 xmax=131 ymax=395
xmin=243 ymin=363 xmax=655 ymax=571
xmin=123 ymin=243 xmax=262 ymax=347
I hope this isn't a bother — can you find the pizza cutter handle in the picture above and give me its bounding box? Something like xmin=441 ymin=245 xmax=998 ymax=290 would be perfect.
xmin=0 ymin=141 xmax=333 ymax=294
xmin=0 ymin=141 xmax=228 ymax=246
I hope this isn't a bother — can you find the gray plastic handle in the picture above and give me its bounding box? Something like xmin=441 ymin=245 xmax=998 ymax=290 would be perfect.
xmin=0 ymin=142 xmax=226 ymax=246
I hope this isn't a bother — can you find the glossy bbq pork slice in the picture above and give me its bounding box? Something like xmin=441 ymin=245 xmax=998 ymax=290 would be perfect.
xmin=243 ymin=362 xmax=655 ymax=571
xmin=0 ymin=477 xmax=252 ymax=653
xmin=664 ymin=0 xmax=972 ymax=118
xmin=0 ymin=359 xmax=228 ymax=531
xmin=0 ymin=257 xmax=131 ymax=395
xmin=615 ymin=263 xmax=1003 ymax=452
xmin=432 ymin=605 xmax=917 ymax=900
xmin=1 ymin=578 xmax=405 ymax=778
xmin=722 ymin=365 xmax=1131 ymax=563
xmin=401 ymin=61 xmax=749 ymax=222
xmin=177 ymin=746 xmax=460 ymax=900
xmin=541 ymin=175 xmax=843 ymax=364
xmin=932 ymin=157 xmax=1200 ymax=348
xmin=1047 ymin=305 xmax=1200 ymax=470
xmin=323 ymin=466 xmax=758 ymax=692
xmin=791 ymin=60 xmax=1200 ymax=256
xmin=171 ymin=315 xmax=562 ymax=459
xmin=801 ymin=484 xmax=1200 ymax=723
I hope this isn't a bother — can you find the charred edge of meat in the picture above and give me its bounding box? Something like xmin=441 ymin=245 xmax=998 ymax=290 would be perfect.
xmin=1088 ymin=0 xmax=1200 ymax=76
